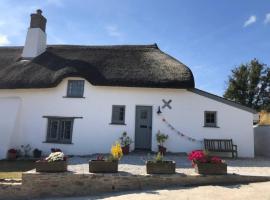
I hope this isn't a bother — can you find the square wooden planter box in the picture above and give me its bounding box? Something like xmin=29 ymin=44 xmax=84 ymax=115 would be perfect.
xmin=89 ymin=160 xmax=118 ymax=173
xmin=194 ymin=162 xmax=227 ymax=175
xmin=36 ymin=160 xmax=67 ymax=173
xmin=146 ymin=161 xmax=176 ymax=174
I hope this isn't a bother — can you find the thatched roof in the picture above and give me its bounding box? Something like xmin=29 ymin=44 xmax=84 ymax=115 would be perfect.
xmin=0 ymin=44 xmax=195 ymax=89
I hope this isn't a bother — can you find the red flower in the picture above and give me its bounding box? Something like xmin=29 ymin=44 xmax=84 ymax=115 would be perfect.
xmin=211 ymin=156 xmax=222 ymax=164
xmin=188 ymin=150 xmax=223 ymax=167
xmin=8 ymin=149 xmax=17 ymax=154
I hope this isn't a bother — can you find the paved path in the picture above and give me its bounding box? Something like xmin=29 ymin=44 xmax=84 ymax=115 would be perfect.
xmin=37 ymin=181 xmax=270 ymax=200
xmin=68 ymin=153 xmax=270 ymax=176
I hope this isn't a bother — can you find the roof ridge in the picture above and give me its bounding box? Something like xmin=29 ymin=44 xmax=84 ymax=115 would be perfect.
xmin=46 ymin=44 xmax=159 ymax=50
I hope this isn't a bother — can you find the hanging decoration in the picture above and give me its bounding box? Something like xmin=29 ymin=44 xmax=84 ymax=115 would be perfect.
xmin=162 ymin=99 xmax=172 ymax=109
xmin=159 ymin=114 xmax=203 ymax=144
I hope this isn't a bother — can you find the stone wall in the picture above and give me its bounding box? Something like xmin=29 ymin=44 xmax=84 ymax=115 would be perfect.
xmin=1 ymin=171 xmax=270 ymax=200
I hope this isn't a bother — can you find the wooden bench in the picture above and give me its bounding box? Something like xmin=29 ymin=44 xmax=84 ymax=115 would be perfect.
xmin=204 ymin=139 xmax=238 ymax=158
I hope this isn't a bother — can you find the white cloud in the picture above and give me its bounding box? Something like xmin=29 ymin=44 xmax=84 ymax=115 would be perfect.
xmin=264 ymin=13 xmax=270 ymax=24
xmin=105 ymin=25 xmax=122 ymax=38
xmin=0 ymin=34 xmax=10 ymax=45
xmin=243 ymin=15 xmax=257 ymax=27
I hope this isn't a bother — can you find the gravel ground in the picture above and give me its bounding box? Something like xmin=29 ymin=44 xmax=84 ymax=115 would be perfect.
xmin=68 ymin=153 xmax=270 ymax=176
xmin=36 ymin=181 xmax=270 ymax=200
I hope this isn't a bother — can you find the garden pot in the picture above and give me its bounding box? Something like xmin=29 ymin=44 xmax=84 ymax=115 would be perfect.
xmin=121 ymin=145 xmax=130 ymax=155
xmin=146 ymin=160 xmax=176 ymax=174
xmin=89 ymin=160 xmax=118 ymax=173
xmin=33 ymin=150 xmax=42 ymax=158
xmin=7 ymin=152 xmax=17 ymax=160
xmin=194 ymin=162 xmax=227 ymax=175
xmin=158 ymin=145 xmax=167 ymax=155
xmin=36 ymin=160 xmax=67 ymax=172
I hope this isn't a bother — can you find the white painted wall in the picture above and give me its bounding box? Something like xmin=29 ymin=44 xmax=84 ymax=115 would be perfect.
xmin=0 ymin=97 xmax=21 ymax=159
xmin=22 ymin=28 xmax=46 ymax=58
xmin=0 ymin=78 xmax=254 ymax=158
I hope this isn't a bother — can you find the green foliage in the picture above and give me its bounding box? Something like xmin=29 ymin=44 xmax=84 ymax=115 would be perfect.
xmin=156 ymin=131 xmax=169 ymax=147
xmin=154 ymin=152 xmax=164 ymax=162
xmin=224 ymin=59 xmax=270 ymax=111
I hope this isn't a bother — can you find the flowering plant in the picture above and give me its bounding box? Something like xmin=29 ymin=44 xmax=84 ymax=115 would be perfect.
xmin=96 ymin=155 xmax=105 ymax=161
xmin=188 ymin=150 xmax=223 ymax=167
xmin=110 ymin=142 xmax=123 ymax=161
xmin=45 ymin=152 xmax=67 ymax=162
xmin=8 ymin=148 xmax=17 ymax=154
xmin=119 ymin=132 xmax=133 ymax=146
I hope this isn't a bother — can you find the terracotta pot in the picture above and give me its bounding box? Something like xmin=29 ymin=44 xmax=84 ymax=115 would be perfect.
xmin=89 ymin=160 xmax=118 ymax=173
xmin=158 ymin=145 xmax=167 ymax=155
xmin=121 ymin=145 xmax=130 ymax=155
xmin=146 ymin=160 xmax=175 ymax=174
xmin=7 ymin=152 xmax=17 ymax=160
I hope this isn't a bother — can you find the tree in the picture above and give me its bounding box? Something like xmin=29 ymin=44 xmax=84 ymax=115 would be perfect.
xmin=224 ymin=59 xmax=270 ymax=111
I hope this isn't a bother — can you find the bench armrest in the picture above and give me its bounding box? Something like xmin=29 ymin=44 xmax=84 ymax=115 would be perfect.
xmin=233 ymin=144 xmax=237 ymax=151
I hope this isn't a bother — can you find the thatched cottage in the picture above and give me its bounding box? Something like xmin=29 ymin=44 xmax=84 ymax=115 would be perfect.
xmin=0 ymin=10 xmax=256 ymax=159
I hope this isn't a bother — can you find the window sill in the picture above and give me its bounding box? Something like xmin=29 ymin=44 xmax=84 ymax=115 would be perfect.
xmin=43 ymin=141 xmax=74 ymax=145
xmin=63 ymin=96 xmax=85 ymax=98
xmin=109 ymin=123 xmax=126 ymax=126
xmin=203 ymin=125 xmax=220 ymax=128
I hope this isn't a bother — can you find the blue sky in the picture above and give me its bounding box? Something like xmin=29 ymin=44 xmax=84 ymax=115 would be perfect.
xmin=0 ymin=0 xmax=269 ymax=96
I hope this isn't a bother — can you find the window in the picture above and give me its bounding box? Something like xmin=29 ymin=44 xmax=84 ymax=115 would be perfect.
xmin=204 ymin=111 xmax=217 ymax=127
xmin=111 ymin=105 xmax=126 ymax=124
xmin=67 ymin=80 xmax=85 ymax=97
xmin=46 ymin=118 xmax=74 ymax=143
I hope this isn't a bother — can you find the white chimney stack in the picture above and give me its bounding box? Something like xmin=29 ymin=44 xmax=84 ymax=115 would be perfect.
xmin=22 ymin=9 xmax=47 ymax=59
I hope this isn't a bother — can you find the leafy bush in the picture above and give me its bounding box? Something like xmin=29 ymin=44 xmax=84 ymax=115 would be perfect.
xmin=156 ymin=131 xmax=168 ymax=147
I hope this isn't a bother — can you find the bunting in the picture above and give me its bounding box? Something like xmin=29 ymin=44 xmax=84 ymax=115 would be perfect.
xmin=159 ymin=115 xmax=203 ymax=144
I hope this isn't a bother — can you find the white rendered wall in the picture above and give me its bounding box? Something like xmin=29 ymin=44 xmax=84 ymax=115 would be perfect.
xmin=0 ymin=97 xmax=21 ymax=159
xmin=22 ymin=28 xmax=46 ymax=58
xmin=0 ymin=78 xmax=254 ymax=158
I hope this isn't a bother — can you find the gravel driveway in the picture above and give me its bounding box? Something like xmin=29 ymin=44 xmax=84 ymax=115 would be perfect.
xmin=68 ymin=153 xmax=270 ymax=176
xmin=36 ymin=181 xmax=270 ymax=200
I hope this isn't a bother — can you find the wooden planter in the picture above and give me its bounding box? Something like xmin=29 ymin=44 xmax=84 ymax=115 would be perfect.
xmin=194 ymin=162 xmax=227 ymax=175
xmin=121 ymin=145 xmax=130 ymax=155
xmin=89 ymin=160 xmax=118 ymax=173
xmin=146 ymin=160 xmax=176 ymax=174
xmin=36 ymin=160 xmax=67 ymax=172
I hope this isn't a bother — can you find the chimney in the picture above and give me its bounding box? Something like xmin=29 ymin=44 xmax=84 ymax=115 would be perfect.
xmin=22 ymin=9 xmax=47 ymax=59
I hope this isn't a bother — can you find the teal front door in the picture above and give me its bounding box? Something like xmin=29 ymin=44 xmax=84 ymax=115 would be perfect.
xmin=135 ymin=106 xmax=152 ymax=150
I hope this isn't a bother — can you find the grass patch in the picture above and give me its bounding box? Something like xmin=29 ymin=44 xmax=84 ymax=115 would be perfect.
xmin=0 ymin=160 xmax=35 ymax=179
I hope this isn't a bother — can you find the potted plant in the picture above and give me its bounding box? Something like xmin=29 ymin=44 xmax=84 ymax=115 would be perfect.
xmin=36 ymin=151 xmax=68 ymax=172
xmin=89 ymin=142 xmax=123 ymax=173
xmin=156 ymin=131 xmax=169 ymax=155
xmin=33 ymin=148 xmax=42 ymax=158
xmin=146 ymin=152 xmax=176 ymax=174
xmin=7 ymin=148 xmax=17 ymax=160
xmin=20 ymin=144 xmax=32 ymax=158
xmin=188 ymin=150 xmax=227 ymax=175
xmin=119 ymin=132 xmax=133 ymax=155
